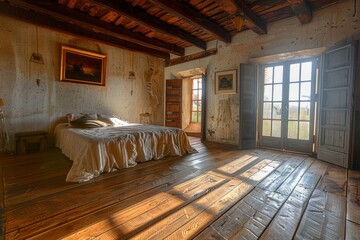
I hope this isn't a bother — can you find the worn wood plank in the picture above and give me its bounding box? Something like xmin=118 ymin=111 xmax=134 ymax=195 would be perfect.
xmin=210 ymin=159 xmax=327 ymax=239
xmin=347 ymin=170 xmax=360 ymax=225
xmin=257 ymin=154 xmax=307 ymax=191
xmin=0 ymin=163 xmax=4 ymax=240
xmin=276 ymin=157 xmax=314 ymax=195
xmin=70 ymin=178 xmax=243 ymax=240
xmin=162 ymin=157 xmax=286 ymax=239
xmin=346 ymin=221 xmax=360 ymax=240
xmin=294 ymin=164 xmax=348 ymax=240
xmin=157 ymin=181 xmax=254 ymax=240
xmin=259 ymin=160 xmax=328 ymax=239
xmin=193 ymin=226 xmax=225 ymax=240
xmin=5 ymin=166 xmax=201 ymax=239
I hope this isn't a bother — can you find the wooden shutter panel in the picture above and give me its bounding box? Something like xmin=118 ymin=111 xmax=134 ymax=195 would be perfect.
xmin=240 ymin=64 xmax=257 ymax=149
xmin=317 ymin=42 xmax=358 ymax=168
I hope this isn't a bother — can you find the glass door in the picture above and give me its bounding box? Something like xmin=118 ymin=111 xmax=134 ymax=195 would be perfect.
xmin=259 ymin=59 xmax=316 ymax=153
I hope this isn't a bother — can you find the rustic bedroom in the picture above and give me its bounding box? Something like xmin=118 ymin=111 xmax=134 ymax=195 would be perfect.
xmin=0 ymin=0 xmax=359 ymax=239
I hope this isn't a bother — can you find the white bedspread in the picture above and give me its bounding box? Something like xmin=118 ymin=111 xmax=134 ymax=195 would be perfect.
xmin=55 ymin=123 xmax=196 ymax=182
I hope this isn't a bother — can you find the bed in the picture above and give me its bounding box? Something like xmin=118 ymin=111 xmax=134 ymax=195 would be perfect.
xmin=54 ymin=114 xmax=196 ymax=182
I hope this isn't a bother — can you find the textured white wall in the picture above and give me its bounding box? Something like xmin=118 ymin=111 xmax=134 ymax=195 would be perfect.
xmin=0 ymin=15 xmax=165 ymax=150
xmin=165 ymin=0 xmax=360 ymax=145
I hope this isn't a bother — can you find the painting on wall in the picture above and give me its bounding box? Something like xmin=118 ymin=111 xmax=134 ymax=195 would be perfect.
xmin=215 ymin=69 xmax=237 ymax=95
xmin=60 ymin=46 xmax=106 ymax=86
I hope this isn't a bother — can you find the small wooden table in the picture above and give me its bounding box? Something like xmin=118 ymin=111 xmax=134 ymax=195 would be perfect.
xmin=15 ymin=131 xmax=49 ymax=154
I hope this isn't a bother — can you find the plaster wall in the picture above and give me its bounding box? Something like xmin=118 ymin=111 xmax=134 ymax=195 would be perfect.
xmin=0 ymin=15 xmax=165 ymax=151
xmin=165 ymin=0 xmax=360 ymax=145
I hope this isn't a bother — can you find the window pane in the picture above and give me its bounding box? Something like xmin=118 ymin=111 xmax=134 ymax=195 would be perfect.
xmin=198 ymin=113 xmax=201 ymax=122
xmin=192 ymin=78 xmax=202 ymax=123
xmin=274 ymin=66 xmax=283 ymax=83
xmin=193 ymin=79 xmax=198 ymax=89
xmin=300 ymin=82 xmax=311 ymax=100
xmin=262 ymin=120 xmax=271 ymax=136
xmin=264 ymin=85 xmax=273 ymax=101
xmin=288 ymin=121 xmax=298 ymax=139
xmin=301 ymin=62 xmax=312 ymax=81
xmin=263 ymin=102 xmax=272 ymax=119
xmin=288 ymin=102 xmax=299 ymax=120
xmin=273 ymin=84 xmax=282 ymax=101
xmin=290 ymin=63 xmax=300 ymax=82
xmin=299 ymin=122 xmax=310 ymax=140
xmin=198 ymin=90 xmax=202 ymax=100
xmin=193 ymin=91 xmax=199 ymax=100
xmin=272 ymin=103 xmax=282 ymax=119
xmin=192 ymin=112 xmax=198 ymax=122
xmin=192 ymin=102 xmax=197 ymax=111
xmin=289 ymin=83 xmax=299 ymax=101
xmin=264 ymin=67 xmax=273 ymax=84
xmin=272 ymin=120 xmax=281 ymax=137
xmin=300 ymin=102 xmax=310 ymax=120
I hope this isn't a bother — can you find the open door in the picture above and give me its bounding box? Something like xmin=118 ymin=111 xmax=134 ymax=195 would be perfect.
xmin=317 ymin=42 xmax=358 ymax=168
xmin=165 ymin=79 xmax=182 ymax=128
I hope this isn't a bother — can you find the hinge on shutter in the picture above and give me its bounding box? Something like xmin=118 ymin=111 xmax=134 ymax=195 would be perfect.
xmin=314 ymin=93 xmax=319 ymax=101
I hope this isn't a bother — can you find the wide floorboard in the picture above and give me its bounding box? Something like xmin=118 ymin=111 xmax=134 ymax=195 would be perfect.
xmin=0 ymin=137 xmax=359 ymax=239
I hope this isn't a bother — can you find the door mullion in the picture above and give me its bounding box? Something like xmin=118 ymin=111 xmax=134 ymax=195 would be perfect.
xmin=282 ymin=63 xmax=289 ymax=150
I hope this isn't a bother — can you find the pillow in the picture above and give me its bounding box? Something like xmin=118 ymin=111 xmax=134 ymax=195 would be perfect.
xmin=70 ymin=114 xmax=107 ymax=128
xmin=66 ymin=113 xmax=97 ymax=123
xmin=97 ymin=114 xmax=129 ymax=126
xmin=66 ymin=113 xmax=80 ymax=123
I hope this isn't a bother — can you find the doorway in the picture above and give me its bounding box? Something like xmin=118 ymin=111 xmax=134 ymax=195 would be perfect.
xmin=259 ymin=58 xmax=317 ymax=153
xmin=184 ymin=76 xmax=202 ymax=137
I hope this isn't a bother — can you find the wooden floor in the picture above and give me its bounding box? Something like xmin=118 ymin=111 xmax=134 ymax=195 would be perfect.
xmin=1 ymin=137 xmax=360 ymax=239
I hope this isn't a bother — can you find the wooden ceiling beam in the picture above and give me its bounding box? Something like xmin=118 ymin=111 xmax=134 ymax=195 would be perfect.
xmin=0 ymin=2 xmax=170 ymax=59
xmin=166 ymin=48 xmax=217 ymax=67
xmin=287 ymin=0 xmax=312 ymax=24
xmin=6 ymin=0 xmax=184 ymax=56
xmin=88 ymin=0 xmax=207 ymax=50
xmin=149 ymin=0 xmax=232 ymax=43
xmin=216 ymin=0 xmax=267 ymax=35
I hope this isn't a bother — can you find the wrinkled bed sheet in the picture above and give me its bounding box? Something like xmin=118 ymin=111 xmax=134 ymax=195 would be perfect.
xmin=55 ymin=123 xmax=196 ymax=182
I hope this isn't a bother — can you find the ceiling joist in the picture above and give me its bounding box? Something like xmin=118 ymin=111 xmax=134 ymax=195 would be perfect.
xmin=287 ymin=0 xmax=312 ymax=24
xmin=149 ymin=0 xmax=232 ymax=43
xmin=0 ymin=2 xmax=170 ymax=59
xmin=7 ymin=0 xmax=185 ymax=56
xmin=87 ymin=0 xmax=207 ymax=50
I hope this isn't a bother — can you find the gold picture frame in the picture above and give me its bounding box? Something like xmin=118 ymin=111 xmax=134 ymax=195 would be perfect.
xmin=215 ymin=69 xmax=237 ymax=95
xmin=60 ymin=46 xmax=106 ymax=86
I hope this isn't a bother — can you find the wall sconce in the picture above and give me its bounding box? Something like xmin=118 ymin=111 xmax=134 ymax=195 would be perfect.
xmin=233 ymin=14 xmax=245 ymax=31
xmin=0 ymin=98 xmax=9 ymax=152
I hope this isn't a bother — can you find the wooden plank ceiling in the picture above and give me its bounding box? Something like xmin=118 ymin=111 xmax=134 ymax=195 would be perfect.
xmin=0 ymin=0 xmax=341 ymax=59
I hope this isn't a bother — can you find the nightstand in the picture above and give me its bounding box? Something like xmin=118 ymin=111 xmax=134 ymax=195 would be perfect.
xmin=15 ymin=131 xmax=49 ymax=154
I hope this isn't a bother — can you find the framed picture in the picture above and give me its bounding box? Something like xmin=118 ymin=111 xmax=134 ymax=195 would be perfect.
xmin=215 ymin=69 xmax=237 ymax=94
xmin=60 ymin=46 xmax=106 ymax=86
